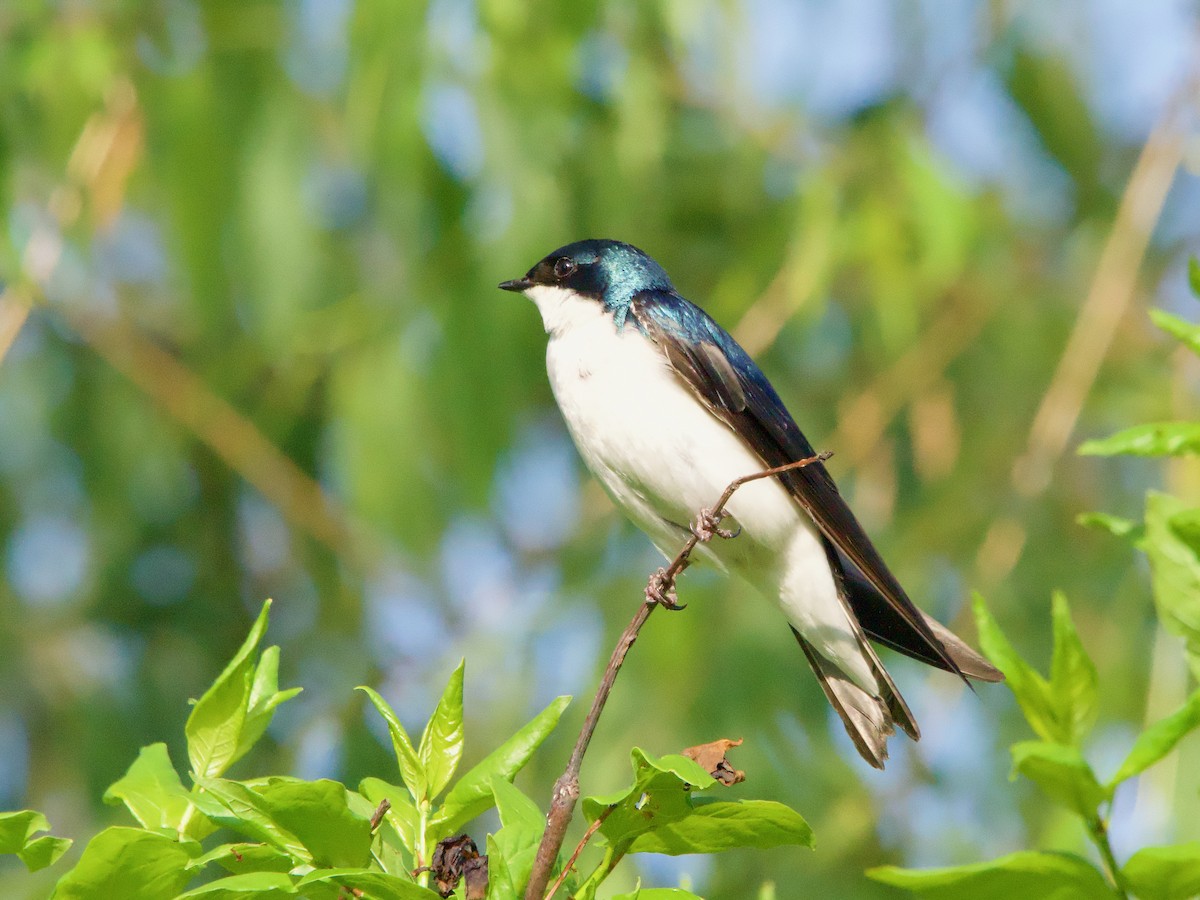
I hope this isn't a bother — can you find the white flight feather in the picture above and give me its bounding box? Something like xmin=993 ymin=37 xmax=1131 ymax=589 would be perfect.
xmin=526 ymin=284 xmax=876 ymax=690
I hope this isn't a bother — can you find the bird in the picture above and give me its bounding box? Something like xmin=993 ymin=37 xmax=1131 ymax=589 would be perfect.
xmin=499 ymin=239 xmax=1002 ymax=768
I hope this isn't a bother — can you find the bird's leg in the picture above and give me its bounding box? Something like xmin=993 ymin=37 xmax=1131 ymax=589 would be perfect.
xmin=644 ymin=567 xmax=686 ymax=611
xmin=690 ymin=507 xmax=740 ymax=542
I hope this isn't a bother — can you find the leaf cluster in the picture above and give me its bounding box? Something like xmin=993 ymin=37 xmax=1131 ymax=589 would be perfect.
xmin=871 ymin=264 xmax=1200 ymax=899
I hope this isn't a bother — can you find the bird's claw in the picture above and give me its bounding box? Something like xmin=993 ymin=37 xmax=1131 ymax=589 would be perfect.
xmin=645 ymin=567 xmax=686 ymax=611
xmin=690 ymin=507 xmax=740 ymax=542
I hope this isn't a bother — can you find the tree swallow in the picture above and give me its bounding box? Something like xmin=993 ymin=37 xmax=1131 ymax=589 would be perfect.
xmin=500 ymin=239 xmax=1002 ymax=768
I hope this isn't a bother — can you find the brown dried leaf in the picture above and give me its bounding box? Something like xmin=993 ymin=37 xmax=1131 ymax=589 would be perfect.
xmin=681 ymin=737 xmax=746 ymax=786
xmin=430 ymin=834 xmax=487 ymax=898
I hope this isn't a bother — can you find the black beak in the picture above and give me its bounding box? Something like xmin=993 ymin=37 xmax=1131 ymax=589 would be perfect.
xmin=498 ymin=277 xmax=532 ymax=293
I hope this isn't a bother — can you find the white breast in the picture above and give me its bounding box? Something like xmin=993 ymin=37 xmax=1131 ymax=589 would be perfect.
xmin=526 ymin=283 xmax=871 ymax=687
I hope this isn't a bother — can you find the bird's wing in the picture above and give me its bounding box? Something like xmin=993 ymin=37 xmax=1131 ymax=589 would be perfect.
xmin=631 ymin=291 xmax=963 ymax=678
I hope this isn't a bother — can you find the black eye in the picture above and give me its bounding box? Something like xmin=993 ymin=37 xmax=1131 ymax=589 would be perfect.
xmin=553 ymin=257 xmax=577 ymax=279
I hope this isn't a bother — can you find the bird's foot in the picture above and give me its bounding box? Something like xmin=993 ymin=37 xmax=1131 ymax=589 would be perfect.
xmin=645 ymin=567 xmax=686 ymax=611
xmin=690 ymin=507 xmax=740 ymax=542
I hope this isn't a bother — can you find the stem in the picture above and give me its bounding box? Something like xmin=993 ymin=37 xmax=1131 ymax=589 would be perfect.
xmin=522 ymin=452 xmax=832 ymax=899
xmin=545 ymin=808 xmax=612 ymax=900
xmin=416 ymin=800 xmax=430 ymax=889
xmin=1087 ymin=815 xmax=1128 ymax=899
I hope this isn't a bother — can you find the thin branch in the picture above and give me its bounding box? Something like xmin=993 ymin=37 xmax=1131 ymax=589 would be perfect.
xmin=544 ymin=808 xmax=612 ymax=900
xmin=523 ymin=451 xmax=832 ymax=900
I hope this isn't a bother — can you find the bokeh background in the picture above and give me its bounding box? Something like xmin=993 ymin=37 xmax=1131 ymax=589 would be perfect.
xmin=2 ymin=1 xmax=1199 ymax=896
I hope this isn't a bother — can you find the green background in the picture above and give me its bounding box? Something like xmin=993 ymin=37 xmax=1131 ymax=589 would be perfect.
xmin=1 ymin=1 xmax=1198 ymax=896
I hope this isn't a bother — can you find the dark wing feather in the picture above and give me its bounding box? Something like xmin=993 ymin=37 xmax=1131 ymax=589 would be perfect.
xmin=630 ymin=291 xmax=963 ymax=679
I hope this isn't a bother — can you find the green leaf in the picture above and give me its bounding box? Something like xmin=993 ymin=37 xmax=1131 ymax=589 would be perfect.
xmin=237 ymin=646 xmax=303 ymax=765
xmin=868 ymin=850 xmax=1118 ymax=898
xmin=50 ymin=827 xmax=200 ymax=900
xmin=1141 ymin=493 xmax=1200 ymax=673
xmin=1079 ymin=423 xmax=1200 ymax=458
xmin=251 ymin=778 xmax=373 ymax=868
xmin=187 ymin=600 xmax=277 ymax=779
xmin=358 ymin=777 xmax=420 ymax=855
xmin=973 ymin=595 xmax=1068 ymax=744
xmin=611 ymin=889 xmax=706 ymax=899
xmin=626 ymin=799 xmax=813 ymax=855
xmin=104 ymin=743 xmax=215 ymax=841
xmin=358 ymin=686 xmax=427 ymax=803
xmin=1009 ymin=742 xmax=1108 ymax=818
xmin=0 ymin=809 xmax=51 ymax=854
xmin=186 ymin=842 xmax=295 ymax=875
xmin=1122 ymin=842 xmax=1200 ymax=900
xmin=418 ymin=659 xmax=465 ymax=801
xmin=583 ymin=749 xmax=716 ymax=851
xmin=19 ymin=834 xmax=73 ymax=872
xmin=1108 ymin=690 xmax=1200 ymax=787
xmin=1149 ymin=309 xmax=1200 ymax=357
xmin=432 ymin=694 xmax=569 ymax=835
xmin=486 ymin=777 xmax=545 ymax=898
xmin=0 ymin=809 xmax=71 ymax=871
xmin=296 ymin=869 xmax=443 ymax=900
xmin=1049 ymin=593 xmax=1099 ymax=744
xmin=1075 ymin=512 xmax=1142 ymax=540
xmin=177 ymin=872 xmax=298 ymax=898
xmin=190 ymin=776 xmax=312 ymax=863
xmin=1189 ymin=256 xmax=1200 ymax=298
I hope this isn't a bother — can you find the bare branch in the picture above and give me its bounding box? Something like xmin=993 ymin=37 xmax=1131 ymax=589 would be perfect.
xmin=523 ymin=451 xmax=832 ymax=899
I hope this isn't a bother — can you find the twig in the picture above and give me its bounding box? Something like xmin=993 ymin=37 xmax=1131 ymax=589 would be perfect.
xmin=523 ymin=451 xmax=832 ymax=900
xmin=544 ymin=808 xmax=612 ymax=900
xmin=369 ymin=798 xmax=391 ymax=832
xmin=1087 ymin=815 xmax=1130 ymax=900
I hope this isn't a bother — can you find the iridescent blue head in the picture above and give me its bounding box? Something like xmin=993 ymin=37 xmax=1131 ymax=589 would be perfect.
xmin=499 ymin=239 xmax=674 ymax=327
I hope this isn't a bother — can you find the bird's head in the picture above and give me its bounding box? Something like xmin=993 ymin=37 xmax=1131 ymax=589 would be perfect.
xmin=500 ymin=239 xmax=673 ymax=331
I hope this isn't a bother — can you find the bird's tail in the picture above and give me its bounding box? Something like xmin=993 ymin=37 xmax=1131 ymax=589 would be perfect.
xmin=790 ymin=626 xmax=916 ymax=769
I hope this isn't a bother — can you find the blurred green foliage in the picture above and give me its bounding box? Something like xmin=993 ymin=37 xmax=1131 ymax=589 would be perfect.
xmin=0 ymin=1 xmax=1198 ymax=897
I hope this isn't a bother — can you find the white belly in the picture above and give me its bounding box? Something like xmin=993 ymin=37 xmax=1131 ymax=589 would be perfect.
xmin=527 ymin=285 xmax=871 ymax=685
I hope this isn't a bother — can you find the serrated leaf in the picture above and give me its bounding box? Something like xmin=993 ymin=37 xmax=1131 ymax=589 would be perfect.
xmin=583 ymin=749 xmax=716 ymax=851
xmin=432 ymin=694 xmax=569 ymax=835
xmin=1149 ymin=309 xmax=1200 ymax=357
xmin=868 ymin=850 xmax=1117 ymax=898
xmin=973 ymin=595 xmax=1069 ymax=744
xmin=358 ymin=686 xmax=427 ymax=803
xmin=1076 ymin=512 xmax=1142 ymax=540
xmin=104 ymin=743 xmax=215 ymax=841
xmin=1009 ymin=741 xmax=1108 ymax=818
xmin=1109 ymin=690 xmax=1200 ymax=787
xmin=1079 ymin=423 xmax=1200 ymax=458
xmin=1049 ymin=593 xmax=1098 ymax=744
xmin=186 ymin=600 xmax=272 ymax=778
xmin=50 ymin=827 xmax=200 ymax=900
xmin=1122 ymin=842 xmax=1200 ymax=900
xmin=626 ymin=798 xmax=813 ymax=855
xmin=190 ymin=776 xmax=312 ymax=863
xmin=177 ymin=871 xmax=298 ymax=898
xmin=418 ymin=659 xmax=465 ymax=801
